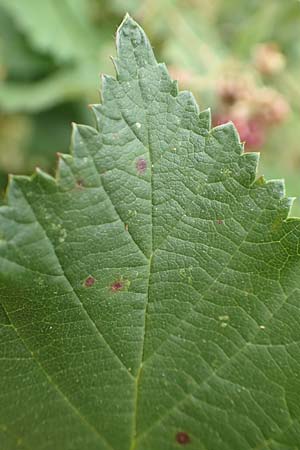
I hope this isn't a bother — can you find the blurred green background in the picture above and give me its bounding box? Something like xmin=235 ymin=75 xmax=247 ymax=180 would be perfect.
xmin=1 ymin=0 xmax=300 ymax=214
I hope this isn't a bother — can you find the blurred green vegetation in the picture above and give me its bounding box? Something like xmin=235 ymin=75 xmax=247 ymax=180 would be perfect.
xmin=1 ymin=0 xmax=300 ymax=215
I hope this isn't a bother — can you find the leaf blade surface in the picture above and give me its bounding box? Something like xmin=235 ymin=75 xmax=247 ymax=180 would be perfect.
xmin=1 ymin=14 xmax=300 ymax=450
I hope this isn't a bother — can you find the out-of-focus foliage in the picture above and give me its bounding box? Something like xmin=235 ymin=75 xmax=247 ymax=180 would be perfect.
xmin=1 ymin=0 xmax=300 ymax=214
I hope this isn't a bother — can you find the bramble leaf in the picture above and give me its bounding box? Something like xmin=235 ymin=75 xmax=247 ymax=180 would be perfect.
xmin=1 ymin=14 xmax=300 ymax=450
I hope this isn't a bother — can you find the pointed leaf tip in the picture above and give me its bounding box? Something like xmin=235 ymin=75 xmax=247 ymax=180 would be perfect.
xmin=117 ymin=13 xmax=137 ymax=34
xmin=115 ymin=14 xmax=156 ymax=77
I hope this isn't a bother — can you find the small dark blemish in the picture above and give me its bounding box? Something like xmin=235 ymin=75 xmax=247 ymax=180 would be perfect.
xmin=125 ymin=223 xmax=129 ymax=231
xmin=111 ymin=281 xmax=124 ymax=292
xmin=84 ymin=276 xmax=95 ymax=287
xmin=136 ymin=158 xmax=147 ymax=174
xmin=76 ymin=179 xmax=84 ymax=188
xmin=176 ymin=432 xmax=190 ymax=445
xmin=216 ymin=219 xmax=224 ymax=225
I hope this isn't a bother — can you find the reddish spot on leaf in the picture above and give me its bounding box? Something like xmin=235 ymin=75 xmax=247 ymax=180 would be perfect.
xmin=176 ymin=432 xmax=190 ymax=445
xmin=216 ymin=219 xmax=224 ymax=225
xmin=111 ymin=281 xmax=124 ymax=292
xmin=84 ymin=276 xmax=95 ymax=287
xmin=136 ymin=158 xmax=147 ymax=174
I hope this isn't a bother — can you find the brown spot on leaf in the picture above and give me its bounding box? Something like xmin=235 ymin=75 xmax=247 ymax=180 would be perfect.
xmin=125 ymin=223 xmax=128 ymax=231
xmin=136 ymin=158 xmax=147 ymax=174
xmin=111 ymin=280 xmax=124 ymax=292
xmin=84 ymin=276 xmax=95 ymax=287
xmin=76 ymin=179 xmax=84 ymax=188
xmin=176 ymin=432 xmax=190 ymax=445
xmin=216 ymin=219 xmax=224 ymax=225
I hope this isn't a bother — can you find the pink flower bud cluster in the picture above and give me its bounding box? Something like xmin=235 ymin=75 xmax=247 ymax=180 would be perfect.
xmin=213 ymin=68 xmax=289 ymax=150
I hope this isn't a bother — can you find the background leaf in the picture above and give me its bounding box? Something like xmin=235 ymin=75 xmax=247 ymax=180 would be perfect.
xmin=0 ymin=0 xmax=103 ymax=62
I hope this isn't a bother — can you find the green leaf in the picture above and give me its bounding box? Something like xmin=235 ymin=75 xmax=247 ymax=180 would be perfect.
xmin=0 ymin=0 xmax=115 ymax=113
xmin=0 ymin=6 xmax=54 ymax=81
xmin=0 ymin=66 xmax=96 ymax=113
xmin=1 ymin=14 xmax=300 ymax=450
xmin=0 ymin=0 xmax=104 ymax=62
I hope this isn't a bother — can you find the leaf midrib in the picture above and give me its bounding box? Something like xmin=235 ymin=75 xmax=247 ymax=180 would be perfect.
xmin=127 ymin=61 xmax=154 ymax=450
